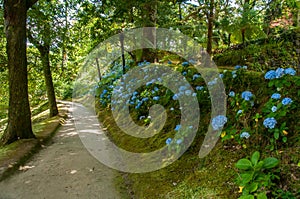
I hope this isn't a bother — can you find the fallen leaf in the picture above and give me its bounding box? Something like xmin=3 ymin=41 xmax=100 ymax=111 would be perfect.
xmin=19 ymin=165 xmax=35 ymax=171
xmin=70 ymin=170 xmax=77 ymax=174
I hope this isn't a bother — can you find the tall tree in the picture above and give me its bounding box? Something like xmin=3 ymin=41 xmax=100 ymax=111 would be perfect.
xmin=206 ymin=0 xmax=215 ymax=54
xmin=27 ymin=2 xmax=58 ymax=117
xmin=1 ymin=0 xmax=38 ymax=145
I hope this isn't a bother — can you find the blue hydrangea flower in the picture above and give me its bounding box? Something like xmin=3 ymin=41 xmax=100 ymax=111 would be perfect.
xmin=235 ymin=65 xmax=241 ymax=70
xmin=166 ymin=138 xmax=172 ymax=145
xmin=219 ymin=74 xmax=224 ymax=78
xmin=182 ymin=71 xmax=187 ymax=76
xmin=232 ymin=73 xmax=237 ymax=78
xmin=208 ymin=78 xmax=218 ymax=86
xmin=240 ymin=132 xmax=250 ymax=139
xmin=241 ymin=91 xmax=253 ymax=101
xmin=196 ymin=86 xmax=204 ymax=91
xmin=174 ymin=124 xmax=181 ymax=131
xmin=176 ymin=139 xmax=183 ymax=144
xmin=185 ymin=90 xmax=192 ymax=96
xmin=102 ymin=89 xmax=108 ymax=94
xmin=142 ymin=97 xmax=149 ymax=102
xmin=242 ymin=65 xmax=247 ymax=70
xmin=131 ymin=95 xmax=136 ymax=100
xmin=193 ymin=74 xmax=201 ymax=80
xmin=153 ymin=96 xmax=160 ymax=101
xmin=263 ymin=117 xmax=277 ymax=129
xmin=282 ymin=97 xmax=292 ymax=105
xmin=170 ymin=107 xmax=174 ymax=111
xmin=182 ymin=62 xmax=189 ymax=67
xmin=188 ymin=59 xmax=196 ymax=64
xmin=179 ymin=86 xmax=187 ymax=92
xmin=237 ymin=110 xmax=243 ymax=114
xmin=228 ymin=91 xmax=235 ymax=97
xmin=271 ymin=93 xmax=281 ymax=100
xmin=146 ymin=81 xmax=152 ymax=86
xmin=211 ymin=115 xmax=228 ymax=130
xmin=284 ymin=68 xmax=296 ymax=76
xmin=172 ymin=94 xmax=179 ymax=100
xmin=264 ymin=70 xmax=276 ymax=80
xmin=135 ymin=103 xmax=142 ymax=109
xmin=275 ymin=67 xmax=285 ymax=78
xmin=168 ymin=60 xmax=172 ymax=64
xmin=271 ymin=106 xmax=277 ymax=112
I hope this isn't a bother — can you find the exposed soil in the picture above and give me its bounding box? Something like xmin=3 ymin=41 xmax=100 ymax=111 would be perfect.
xmin=0 ymin=102 xmax=124 ymax=199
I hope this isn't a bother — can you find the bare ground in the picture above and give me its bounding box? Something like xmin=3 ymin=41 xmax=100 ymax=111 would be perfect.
xmin=0 ymin=102 xmax=125 ymax=199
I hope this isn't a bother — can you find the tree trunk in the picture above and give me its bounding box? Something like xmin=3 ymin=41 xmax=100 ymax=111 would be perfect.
xmin=119 ymin=32 xmax=126 ymax=74
xmin=141 ymin=1 xmax=157 ymax=62
xmin=178 ymin=2 xmax=182 ymax=21
xmin=241 ymin=28 xmax=246 ymax=46
xmin=40 ymin=48 xmax=58 ymax=117
xmin=27 ymin=12 xmax=58 ymax=118
xmin=61 ymin=0 xmax=68 ymax=74
xmin=206 ymin=0 xmax=214 ymax=55
xmin=1 ymin=0 xmax=37 ymax=145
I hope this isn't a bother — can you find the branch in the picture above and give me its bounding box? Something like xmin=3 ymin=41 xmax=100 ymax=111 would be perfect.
xmin=182 ymin=5 xmax=206 ymax=22
xmin=27 ymin=29 xmax=43 ymax=53
xmin=26 ymin=0 xmax=38 ymax=10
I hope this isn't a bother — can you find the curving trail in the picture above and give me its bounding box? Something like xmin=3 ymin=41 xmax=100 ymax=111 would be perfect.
xmin=0 ymin=102 xmax=124 ymax=199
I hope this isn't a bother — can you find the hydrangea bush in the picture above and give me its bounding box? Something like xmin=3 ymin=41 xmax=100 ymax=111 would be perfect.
xmin=95 ymin=61 xmax=299 ymax=198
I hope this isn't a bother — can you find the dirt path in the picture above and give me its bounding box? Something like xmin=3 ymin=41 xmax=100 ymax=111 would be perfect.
xmin=0 ymin=102 xmax=125 ymax=199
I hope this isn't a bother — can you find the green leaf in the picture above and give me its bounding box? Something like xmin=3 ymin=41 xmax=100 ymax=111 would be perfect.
xmin=268 ymin=81 xmax=274 ymax=87
xmin=284 ymin=81 xmax=291 ymax=87
xmin=279 ymin=111 xmax=286 ymax=117
xmin=263 ymin=157 xmax=279 ymax=169
xmin=282 ymin=136 xmax=287 ymax=143
xmin=240 ymin=173 xmax=253 ymax=184
xmin=247 ymin=182 xmax=258 ymax=193
xmin=274 ymin=132 xmax=279 ymax=140
xmin=257 ymin=192 xmax=267 ymax=199
xmin=251 ymin=151 xmax=260 ymax=166
xmin=238 ymin=195 xmax=254 ymax=199
xmin=236 ymin=159 xmax=253 ymax=170
xmin=254 ymin=160 xmax=264 ymax=170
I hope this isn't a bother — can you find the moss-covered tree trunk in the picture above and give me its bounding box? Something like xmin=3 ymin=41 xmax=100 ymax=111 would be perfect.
xmin=1 ymin=0 xmax=38 ymax=145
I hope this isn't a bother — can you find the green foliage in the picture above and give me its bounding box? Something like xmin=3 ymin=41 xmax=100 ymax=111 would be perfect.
xmin=262 ymin=69 xmax=298 ymax=150
xmin=213 ymin=37 xmax=299 ymax=71
xmin=235 ymin=151 xmax=279 ymax=199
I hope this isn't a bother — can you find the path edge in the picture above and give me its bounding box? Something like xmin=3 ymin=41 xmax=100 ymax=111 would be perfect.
xmin=0 ymin=101 xmax=70 ymax=181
